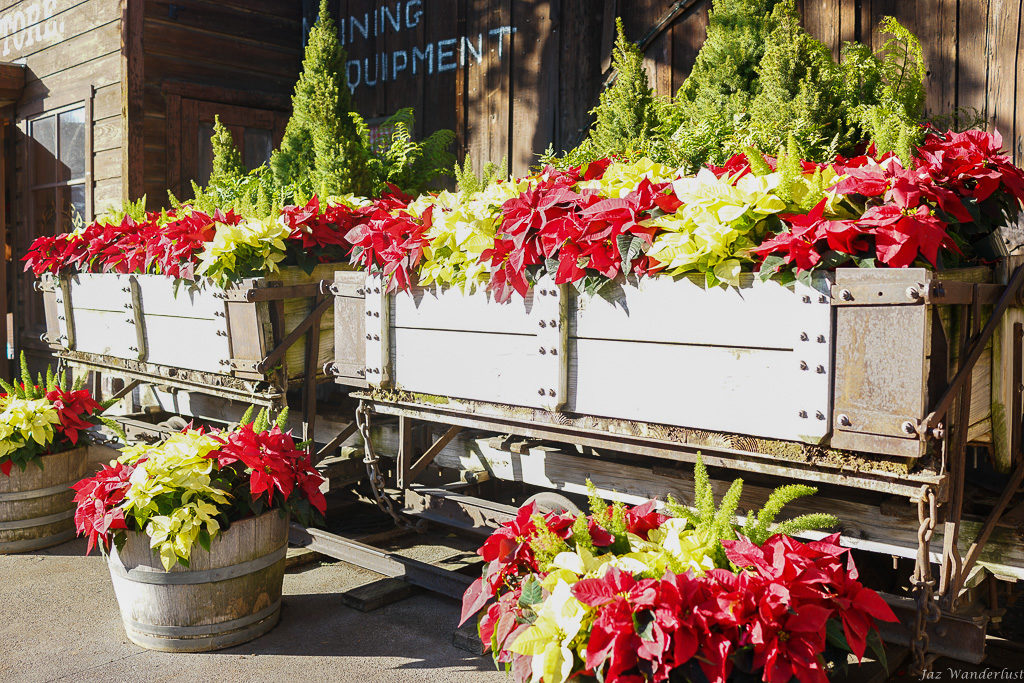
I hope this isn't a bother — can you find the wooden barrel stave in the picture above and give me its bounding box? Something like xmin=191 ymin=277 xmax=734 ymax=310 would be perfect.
xmin=107 ymin=511 xmax=289 ymax=652
xmin=0 ymin=448 xmax=87 ymax=553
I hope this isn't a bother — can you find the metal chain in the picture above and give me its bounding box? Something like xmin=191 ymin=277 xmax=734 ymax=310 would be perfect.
xmin=355 ymin=401 xmax=423 ymax=532
xmin=910 ymin=485 xmax=941 ymax=674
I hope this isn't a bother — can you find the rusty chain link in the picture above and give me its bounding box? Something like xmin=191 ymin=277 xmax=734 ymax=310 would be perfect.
xmin=910 ymin=485 xmax=941 ymax=674
xmin=355 ymin=401 xmax=423 ymax=532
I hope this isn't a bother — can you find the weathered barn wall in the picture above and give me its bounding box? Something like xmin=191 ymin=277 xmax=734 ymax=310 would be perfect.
xmin=337 ymin=0 xmax=1024 ymax=175
xmin=0 ymin=0 xmax=124 ymax=362
xmin=135 ymin=0 xmax=303 ymax=204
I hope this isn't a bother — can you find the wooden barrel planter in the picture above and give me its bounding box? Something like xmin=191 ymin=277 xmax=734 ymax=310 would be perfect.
xmin=0 ymin=447 xmax=88 ymax=553
xmin=107 ymin=510 xmax=289 ymax=652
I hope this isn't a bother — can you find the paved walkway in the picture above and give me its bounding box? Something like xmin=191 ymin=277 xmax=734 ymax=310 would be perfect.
xmin=0 ymin=538 xmax=505 ymax=683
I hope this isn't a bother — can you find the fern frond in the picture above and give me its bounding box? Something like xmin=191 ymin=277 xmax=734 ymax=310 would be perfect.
xmin=751 ymin=484 xmax=818 ymax=543
xmin=238 ymin=405 xmax=255 ymax=427
xmin=97 ymin=415 xmax=128 ymax=443
xmin=20 ymin=353 xmax=33 ymax=397
xmin=693 ymin=456 xmax=714 ymax=522
xmin=587 ymin=480 xmax=610 ymax=523
xmin=743 ymin=147 xmax=772 ymax=176
xmin=712 ymin=478 xmax=743 ymax=541
xmin=772 ymin=513 xmax=838 ymax=539
xmin=0 ymin=376 xmax=18 ymax=397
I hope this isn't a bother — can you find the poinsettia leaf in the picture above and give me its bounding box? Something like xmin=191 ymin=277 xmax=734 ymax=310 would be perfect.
xmin=867 ymin=629 xmax=888 ymax=671
xmin=197 ymin=528 xmax=211 ymax=552
xmin=826 ymin=618 xmax=851 ymax=651
xmin=544 ymin=257 xmax=560 ymax=278
xmin=633 ymin=612 xmax=655 ymax=641
xmin=518 ymin=575 xmax=543 ymax=607
xmin=796 ymin=269 xmax=814 ymax=289
xmin=616 ymin=233 xmax=643 ymax=274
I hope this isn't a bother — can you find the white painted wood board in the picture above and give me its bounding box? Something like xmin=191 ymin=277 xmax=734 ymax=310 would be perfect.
xmin=568 ymin=275 xmax=833 ymax=443
xmin=573 ymin=274 xmax=819 ymax=349
xmin=390 ymin=328 xmax=557 ymax=407
xmin=142 ymin=315 xmax=230 ymax=373
xmin=134 ymin=276 xmax=223 ymax=319
xmin=70 ymin=308 xmax=138 ymax=359
xmin=392 ymin=285 xmax=539 ymax=334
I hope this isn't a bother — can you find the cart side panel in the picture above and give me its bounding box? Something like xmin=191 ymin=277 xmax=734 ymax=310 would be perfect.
xmin=332 ymin=271 xmax=369 ymax=388
xmin=382 ymin=277 xmax=567 ymax=411
xmin=567 ymin=274 xmax=834 ymax=443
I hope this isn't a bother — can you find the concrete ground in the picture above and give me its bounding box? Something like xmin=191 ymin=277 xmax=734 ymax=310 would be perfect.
xmin=0 ymin=537 xmax=506 ymax=683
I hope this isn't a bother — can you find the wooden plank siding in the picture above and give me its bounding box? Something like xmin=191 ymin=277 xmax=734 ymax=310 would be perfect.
xmin=138 ymin=0 xmax=301 ymax=204
xmin=1 ymin=0 xmax=123 ymax=365
xmin=336 ymin=0 xmax=1024 ymax=177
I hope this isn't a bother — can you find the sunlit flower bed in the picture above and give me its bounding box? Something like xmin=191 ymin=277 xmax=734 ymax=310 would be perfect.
xmin=24 ymin=129 xmax=1024 ymax=298
xmin=72 ymin=409 xmax=325 ymax=569
xmin=460 ymin=465 xmax=897 ymax=683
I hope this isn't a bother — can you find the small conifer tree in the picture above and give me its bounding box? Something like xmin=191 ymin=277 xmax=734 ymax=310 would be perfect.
xmin=671 ymin=0 xmax=787 ymax=168
xmin=209 ymin=115 xmax=245 ymax=186
xmin=270 ymin=0 xmax=370 ymax=197
xmin=748 ymin=1 xmax=847 ymax=160
xmin=560 ymin=18 xmax=668 ymax=166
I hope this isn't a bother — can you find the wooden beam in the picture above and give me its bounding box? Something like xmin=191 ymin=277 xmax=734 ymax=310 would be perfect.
xmin=406 ymin=425 xmax=463 ymax=485
xmin=121 ymin=0 xmax=145 ymax=203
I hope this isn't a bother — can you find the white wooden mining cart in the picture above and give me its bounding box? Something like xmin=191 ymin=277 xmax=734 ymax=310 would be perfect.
xmin=303 ymin=261 xmax=1024 ymax=667
xmin=36 ymin=265 xmax=355 ymax=457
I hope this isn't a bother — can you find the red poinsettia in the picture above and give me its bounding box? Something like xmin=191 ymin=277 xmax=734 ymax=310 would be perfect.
xmin=210 ymin=423 xmax=326 ymax=514
xmin=45 ymin=387 xmax=102 ymax=447
xmin=71 ymin=460 xmax=136 ymax=553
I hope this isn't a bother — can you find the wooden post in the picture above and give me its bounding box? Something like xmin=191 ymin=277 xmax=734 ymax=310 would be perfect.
xmin=0 ymin=120 xmax=8 ymax=381
xmin=397 ymin=416 xmax=414 ymax=491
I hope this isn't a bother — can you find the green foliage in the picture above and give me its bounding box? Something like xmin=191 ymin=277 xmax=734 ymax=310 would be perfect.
xmin=357 ymin=108 xmax=456 ymax=196
xmin=529 ymin=513 xmax=571 ymax=568
xmin=665 ymin=455 xmax=837 ymax=565
xmin=454 ymin=153 xmax=508 ymax=195
xmin=669 ymin=1 xmax=928 ymax=166
xmin=271 ymin=0 xmax=370 ymax=198
xmin=183 ymin=117 xmax=284 ymax=219
xmin=748 ymin=1 xmax=847 ymax=161
xmin=570 ymin=514 xmax=596 ymax=555
xmin=98 ymin=196 xmax=148 ymax=225
xmin=843 ymin=16 xmax=927 ymax=161
xmin=740 ymin=484 xmax=838 ymax=545
xmin=671 ymin=0 xmax=787 ymax=168
xmin=561 ymin=18 xmax=671 ymax=166
xmin=267 ymin=2 xmax=452 ymax=200
xmin=209 ymin=116 xmax=245 ymax=186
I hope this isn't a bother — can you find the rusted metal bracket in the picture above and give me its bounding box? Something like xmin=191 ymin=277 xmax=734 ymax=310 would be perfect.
xmin=831 ymin=280 xmax=1005 ymax=307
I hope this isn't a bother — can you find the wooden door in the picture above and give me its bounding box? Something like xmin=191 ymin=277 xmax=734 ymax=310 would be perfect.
xmin=166 ymin=93 xmax=288 ymax=198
